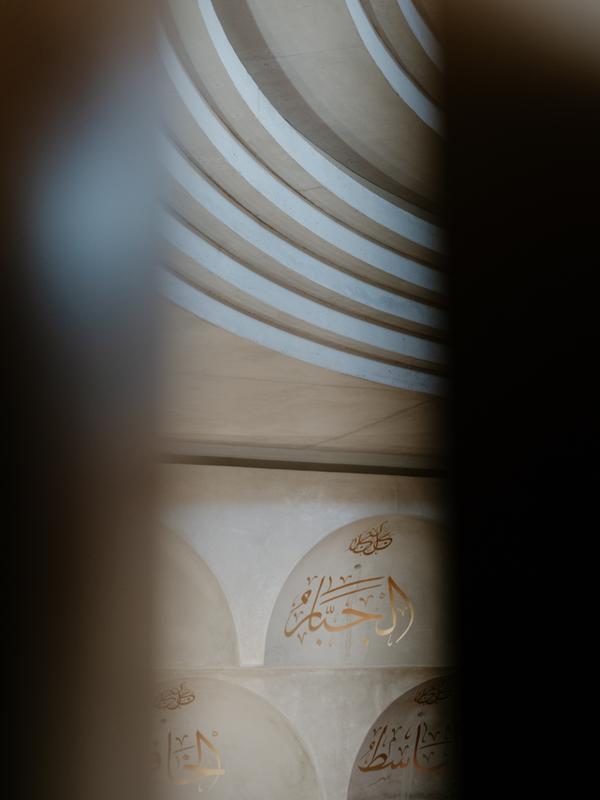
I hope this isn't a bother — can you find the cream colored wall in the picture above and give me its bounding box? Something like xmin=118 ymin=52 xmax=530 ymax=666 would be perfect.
xmin=155 ymin=528 xmax=239 ymax=668
xmin=156 ymin=464 xmax=451 ymax=800
xmin=153 ymin=675 xmax=321 ymax=799
xmin=158 ymin=0 xmax=449 ymax=793
xmin=266 ymin=513 xmax=453 ymax=667
xmin=155 ymin=666 xmax=449 ymax=800
xmin=347 ymin=675 xmax=456 ymax=799
xmin=159 ymin=464 xmax=445 ymax=666
xmin=162 ymin=306 xmax=445 ymax=468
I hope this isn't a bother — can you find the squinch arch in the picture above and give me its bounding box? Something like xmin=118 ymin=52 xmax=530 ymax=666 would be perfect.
xmin=155 ymin=528 xmax=239 ymax=668
xmin=265 ymin=514 xmax=453 ymax=667
xmin=153 ymin=676 xmax=322 ymax=798
xmin=347 ymin=675 xmax=457 ymax=799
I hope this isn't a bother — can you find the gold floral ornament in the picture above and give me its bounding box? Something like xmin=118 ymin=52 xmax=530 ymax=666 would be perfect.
xmin=348 ymin=521 xmax=394 ymax=556
xmin=154 ymin=682 xmax=196 ymax=711
xmin=414 ymin=680 xmax=453 ymax=705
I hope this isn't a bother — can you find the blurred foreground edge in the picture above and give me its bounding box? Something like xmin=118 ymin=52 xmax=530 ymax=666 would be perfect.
xmin=447 ymin=1 xmax=599 ymax=797
xmin=3 ymin=3 xmax=158 ymax=800
xmin=3 ymin=0 xmax=600 ymax=798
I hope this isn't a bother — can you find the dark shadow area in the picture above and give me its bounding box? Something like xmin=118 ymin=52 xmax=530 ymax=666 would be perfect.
xmin=413 ymin=0 xmax=442 ymax=39
xmin=3 ymin=3 xmax=158 ymax=799
xmin=447 ymin=1 xmax=599 ymax=796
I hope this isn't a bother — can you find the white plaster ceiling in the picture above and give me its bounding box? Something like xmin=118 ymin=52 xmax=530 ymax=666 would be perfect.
xmin=160 ymin=0 xmax=446 ymax=459
xmin=161 ymin=303 xmax=444 ymax=465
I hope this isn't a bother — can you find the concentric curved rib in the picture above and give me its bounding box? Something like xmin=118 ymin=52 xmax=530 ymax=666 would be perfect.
xmin=194 ymin=1 xmax=444 ymax=251
xmin=344 ymin=0 xmax=443 ymax=133
xmin=397 ymin=0 xmax=443 ymax=68
xmin=165 ymin=213 xmax=446 ymax=366
xmin=161 ymin=37 xmax=445 ymax=293
xmin=163 ymin=270 xmax=446 ymax=395
xmin=164 ymin=138 xmax=446 ymax=332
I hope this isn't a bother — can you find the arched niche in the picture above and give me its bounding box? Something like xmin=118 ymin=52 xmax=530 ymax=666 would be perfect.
xmin=347 ymin=675 xmax=458 ymax=799
xmin=155 ymin=528 xmax=239 ymax=667
xmin=265 ymin=514 xmax=453 ymax=666
xmin=152 ymin=676 xmax=322 ymax=799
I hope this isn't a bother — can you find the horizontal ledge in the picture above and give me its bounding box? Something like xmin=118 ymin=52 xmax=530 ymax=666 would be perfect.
xmin=159 ymin=440 xmax=446 ymax=477
xmin=154 ymin=665 xmax=453 ymax=674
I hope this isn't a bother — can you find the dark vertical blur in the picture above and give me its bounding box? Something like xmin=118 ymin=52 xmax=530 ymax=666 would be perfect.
xmin=447 ymin=1 xmax=599 ymax=796
xmin=2 ymin=3 xmax=157 ymax=800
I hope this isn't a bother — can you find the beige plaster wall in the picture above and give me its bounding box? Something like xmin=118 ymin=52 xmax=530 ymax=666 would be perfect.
xmin=155 ymin=527 xmax=239 ymax=668
xmin=266 ymin=513 xmax=453 ymax=667
xmin=155 ymin=667 xmax=449 ymax=800
xmin=159 ymin=464 xmax=446 ymax=666
xmin=156 ymin=465 xmax=451 ymax=800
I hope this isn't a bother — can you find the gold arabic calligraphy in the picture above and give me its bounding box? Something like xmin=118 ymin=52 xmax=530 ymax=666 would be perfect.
xmin=153 ymin=683 xmax=224 ymax=792
xmin=153 ymin=729 xmax=225 ymax=792
xmin=284 ymin=574 xmax=414 ymax=646
xmin=358 ymin=720 xmax=453 ymax=773
xmin=348 ymin=521 xmax=394 ymax=556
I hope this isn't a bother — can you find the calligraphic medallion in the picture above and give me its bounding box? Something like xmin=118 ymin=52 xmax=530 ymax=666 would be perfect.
xmin=152 ymin=677 xmax=320 ymax=799
xmin=349 ymin=520 xmax=394 ymax=556
xmin=415 ymin=678 xmax=452 ymax=706
xmin=348 ymin=676 xmax=458 ymax=799
xmin=155 ymin=682 xmax=196 ymax=711
xmin=266 ymin=514 xmax=452 ymax=667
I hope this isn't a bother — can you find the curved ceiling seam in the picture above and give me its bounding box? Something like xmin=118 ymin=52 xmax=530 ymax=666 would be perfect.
xmin=164 ymin=29 xmax=441 ymax=270
xmin=397 ymin=0 xmax=443 ymax=68
xmin=160 ymin=36 xmax=445 ymax=291
xmin=166 ymin=203 xmax=446 ymax=340
xmin=165 ymin=132 xmax=446 ymax=312
xmin=163 ymin=263 xmax=445 ymax=373
xmin=163 ymin=137 xmax=447 ymax=330
xmin=164 ymin=267 xmax=441 ymax=374
xmin=169 ymin=15 xmax=441 ymax=244
xmin=194 ymin=0 xmax=444 ymax=251
xmin=356 ymin=0 xmax=442 ymax=99
xmin=163 ymin=261 xmax=446 ymax=380
xmin=164 ymin=213 xmax=446 ymax=365
xmin=162 ymin=270 xmax=446 ymax=394
xmin=344 ymin=0 xmax=443 ymax=134
xmin=157 ymin=45 xmax=443 ymax=293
